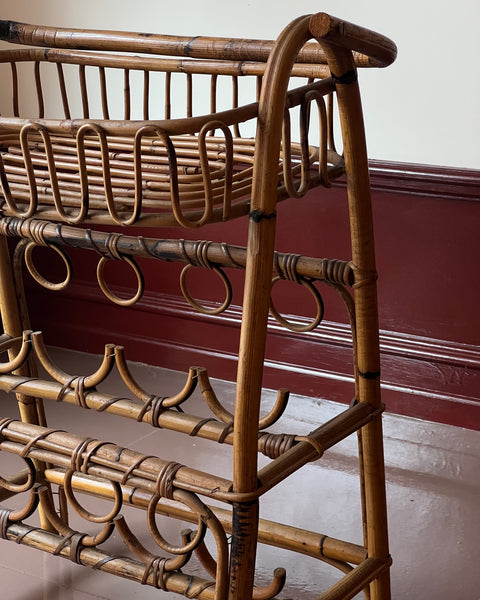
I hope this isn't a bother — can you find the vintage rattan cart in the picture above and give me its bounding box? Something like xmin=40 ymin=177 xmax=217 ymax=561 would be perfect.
xmin=0 ymin=12 xmax=396 ymax=600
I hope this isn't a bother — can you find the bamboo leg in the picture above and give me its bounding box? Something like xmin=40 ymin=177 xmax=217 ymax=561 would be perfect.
xmin=360 ymin=416 xmax=391 ymax=599
xmin=229 ymin=214 xmax=277 ymax=599
xmin=0 ymin=235 xmax=55 ymax=532
xmin=228 ymin=19 xmax=315 ymax=598
xmin=306 ymin=28 xmax=391 ymax=595
xmin=334 ymin=75 xmax=391 ymax=599
xmin=0 ymin=237 xmax=46 ymax=426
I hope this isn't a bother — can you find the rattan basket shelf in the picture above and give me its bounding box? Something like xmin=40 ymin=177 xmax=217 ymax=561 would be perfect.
xmin=0 ymin=27 xmax=348 ymax=228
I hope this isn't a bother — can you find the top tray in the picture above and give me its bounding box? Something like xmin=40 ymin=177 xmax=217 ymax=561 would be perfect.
xmin=0 ymin=16 xmax=396 ymax=227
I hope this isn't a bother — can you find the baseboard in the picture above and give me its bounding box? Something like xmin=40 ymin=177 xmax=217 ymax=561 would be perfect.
xmin=366 ymin=159 xmax=480 ymax=201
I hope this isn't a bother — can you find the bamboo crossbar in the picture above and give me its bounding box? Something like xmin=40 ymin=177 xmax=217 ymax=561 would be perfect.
xmin=0 ymin=371 xmax=375 ymax=496
xmin=0 ymin=418 xmax=233 ymax=499
xmin=0 ymin=16 xmax=396 ymax=68
xmin=0 ymin=373 xmax=246 ymax=451
xmin=0 ymin=11 xmax=395 ymax=599
xmin=3 ymin=521 xmax=217 ymax=598
xmin=317 ymin=557 xmax=391 ymax=600
xmin=43 ymin=467 xmax=367 ymax=566
xmin=0 ymin=47 xmax=333 ymax=79
xmin=0 ymin=216 xmax=355 ymax=286
xmin=256 ymin=402 xmax=383 ymax=494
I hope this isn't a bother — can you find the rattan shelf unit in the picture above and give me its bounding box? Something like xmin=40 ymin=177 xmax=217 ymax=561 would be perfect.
xmin=0 ymin=12 xmax=396 ymax=600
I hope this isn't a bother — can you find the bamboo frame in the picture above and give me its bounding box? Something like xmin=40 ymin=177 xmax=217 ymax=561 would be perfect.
xmin=0 ymin=12 xmax=396 ymax=600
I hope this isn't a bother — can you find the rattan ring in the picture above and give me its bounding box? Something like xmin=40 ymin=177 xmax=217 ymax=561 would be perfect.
xmin=96 ymin=255 xmax=144 ymax=306
xmin=269 ymin=276 xmax=324 ymax=332
xmin=24 ymin=241 xmax=72 ymax=292
xmin=0 ymin=455 xmax=36 ymax=493
xmin=180 ymin=264 xmax=232 ymax=315
xmin=147 ymin=492 xmax=207 ymax=555
xmin=64 ymin=468 xmax=123 ymax=523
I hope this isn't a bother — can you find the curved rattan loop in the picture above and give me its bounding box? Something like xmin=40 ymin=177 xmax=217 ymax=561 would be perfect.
xmin=253 ymin=568 xmax=287 ymax=600
xmin=179 ymin=490 xmax=229 ymax=598
xmin=24 ymin=241 xmax=72 ymax=291
xmin=147 ymin=495 xmax=207 ymax=555
xmin=304 ymin=89 xmax=331 ymax=186
xmin=0 ymin=455 xmax=36 ymax=493
xmin=31 ymin=332 xmax=116 ymax=388
xmin=281 ymin=108 xmax=311 ymax=198
xmin=38 ymin=485 xmax=115 ymax=547
xmin=131 ymin=125 xmax=165 ymax=227
xmin=196 ymin=367 xmax=234 ymax=424
xmin=188 ymin=523 xmax=284 ymax=600
xmin=6 ymin=122 xmax=41 ymax=218
xmin=76 ymin=122 xmax=122 ymax=224
xmin=114 ymin=346 xmax=197 ymax=408
xmin=64 ymin=468 xmax=123 ymax=524
xmin=0 ymin=331 xmax=32 ymax=374
xmin=258 ymin=388 xmax=290 ymax=430
xmin=269 ymin=275 xmax=324 ymax=333
xmin=198 ymin=120 xmax=234 ymax=223
xmin=72 ymin=124 xmax=95 ymax=223
xmin=115 ymin=516 xmax=191 ymax=573
xmin=186 ymin=532 xmax=217 ymax=577
xmin=137 ymin=127 xmax=184 ymax=228
xmin=7 ymin=483 xmax=42 ymax=522
xmin=22 ymin=122 xmax=70 ymax=220
xmin=180 ymin=263 xmax=232 ymax=315
xmin=147 ymin=497 xmax=206 ymax=555
xmin=96 ymin=255 xmax=144 ymax=307
xmin=0 ymin=155 xmax=33 ymax=218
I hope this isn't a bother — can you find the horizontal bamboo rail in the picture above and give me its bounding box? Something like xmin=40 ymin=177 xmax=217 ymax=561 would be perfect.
xmin=0 ymin=216 xmax=355 ymax=286
xmin=3 ymin=521 xmax=217 ymax=598
xmin=0 ymin=418 xmax=233 ymax=499
xmin=0 ymin=46 xmax=333 ymax=79
xmin=0 ymin=373 xmax=247 ymax=451
xmin=0 ymin=16 xmax=396 ymax=68
xmin=44 ymin=467 xmax=367 ymax=566
xmin=317 ymin=557 xmax=392 ymax=600
xmin=0 ymin=373 xmax=379 ymax=502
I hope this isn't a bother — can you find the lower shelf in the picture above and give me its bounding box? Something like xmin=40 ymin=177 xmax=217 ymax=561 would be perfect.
xmin=0 ymin=332 xmax=388 ymax=599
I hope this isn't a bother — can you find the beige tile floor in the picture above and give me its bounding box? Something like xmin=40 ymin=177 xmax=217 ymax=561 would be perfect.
xmin=0 ymin=348 xmax=479 ymax=599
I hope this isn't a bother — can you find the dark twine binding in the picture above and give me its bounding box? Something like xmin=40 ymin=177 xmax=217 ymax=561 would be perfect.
xmin=249 ymin=209 xmax=276 ymax=222
xmin=331 ymin=69 xmax=358 ymax=86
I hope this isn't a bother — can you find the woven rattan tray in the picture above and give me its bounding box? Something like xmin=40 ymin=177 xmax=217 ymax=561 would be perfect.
xmin=0 ymin=24 xmax=350 ymax=227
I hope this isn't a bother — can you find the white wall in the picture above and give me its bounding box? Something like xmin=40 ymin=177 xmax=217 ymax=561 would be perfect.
xmin=0 ymin=0 xmax=478 ymax=169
